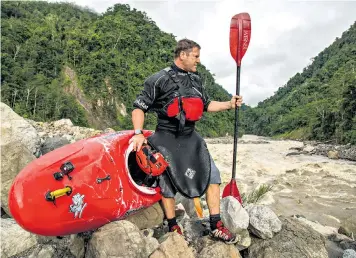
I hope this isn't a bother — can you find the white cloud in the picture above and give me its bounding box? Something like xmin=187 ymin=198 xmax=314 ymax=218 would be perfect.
xmin=50 ymin=0 xmax=356 ymax=106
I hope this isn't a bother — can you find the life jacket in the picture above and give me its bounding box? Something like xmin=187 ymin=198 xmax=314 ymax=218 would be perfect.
xmin=163 ymin=67 xmax=204 ymax=133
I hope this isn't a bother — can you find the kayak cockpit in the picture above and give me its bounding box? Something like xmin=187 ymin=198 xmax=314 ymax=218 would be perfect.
xmin=125 ymin=143 xmax=159 ymax=195
xmin=127 ymin=152 xmax=158 ymax=187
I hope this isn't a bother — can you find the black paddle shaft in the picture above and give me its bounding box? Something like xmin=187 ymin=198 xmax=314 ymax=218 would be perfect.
xmin=232 ymin=66 xmax=241 ymax=179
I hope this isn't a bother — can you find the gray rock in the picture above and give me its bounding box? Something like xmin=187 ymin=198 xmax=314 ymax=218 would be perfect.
xmin=125 ymin=202 xmax=164 ymax=230
xmin=328 ymin=150 xmax=339 ymax=159
xmin=29 ymin=245 xmax=55 ymax=258
xmin=53 ymin=118 xmax=73 ymax=128
xmin=328 ymin=233 xmax=356 ymax=253
xmin=179 ymin=218 xmax=250 ymax=253
xmin=1 ymin=218 xmax=37 ymax=257
xmin=235 ymin=229 xmax=252 ymax=251
xmin=68 ymin=235 xmax=85 ymax=258
xmin=175 ymin=193 xmax=199 ymax=219
xmin=326 ymin=239 xmax=345 ymax=258
xmin=339 ymin=146 xmax=356 ymax=161
xmin=150 ymin=232 xmax=195 ymax=258
xmin=191 ymin=235 xmax=216 ymax=255
xmin=0 ymin=102 xmax=40 ymax=155
xmin=343 ymin=249 xmax=356 ymax=258
xmin=293 ymin=215 xmax=338 ymax=236
xmin=86 ymin=220 xmax=158 ymax=258
xmin=27 ymin=118 xmax=104 ymax=145
xmin=197 ymin=241 xmax=242 ymax=258
xmin=41 ymin=136 xmax=70 ymax=155
xmin=1 ymin=140 xmax=35 ymax=215
xmin=303 ymin=145 xmax=315 ymax=153
xmin=221 ymin=196 xmax=250 ymax=233
xmin=339 ymin=215 xmax=356 ymax=239
xmin=180 ymin=218 xmax=210 ymax=243
xmin=246 ymin=204 xmax=282 ymax=239
xmin=175 ymin=203 xmax=190 ymax=221
xmin=141 ymin=228 xmax=155 ymax=238
xmin=313 ymin=144 xmax=356 ymax=161
xmin=34 ymin=234 xmax=84 ymax=258
xmin=248 ymin=216 xmax=328 ymax=258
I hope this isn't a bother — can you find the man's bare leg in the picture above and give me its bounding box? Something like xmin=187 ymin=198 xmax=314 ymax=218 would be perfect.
xmin=161 ymin=196 xmax=176 ymax=219
xmin=206 ymin=184 xmax=220 ymax=215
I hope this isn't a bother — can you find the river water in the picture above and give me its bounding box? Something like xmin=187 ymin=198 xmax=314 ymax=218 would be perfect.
xmin=206 ymin=135 xmax=356 ymax=228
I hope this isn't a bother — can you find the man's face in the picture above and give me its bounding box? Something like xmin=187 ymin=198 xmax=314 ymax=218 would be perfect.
xmin=181 ymin=47 xmax=200 ymax=72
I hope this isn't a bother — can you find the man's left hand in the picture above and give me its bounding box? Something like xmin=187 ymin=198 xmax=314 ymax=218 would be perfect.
xmin=230 ymin=95 xmax=243 ymax=109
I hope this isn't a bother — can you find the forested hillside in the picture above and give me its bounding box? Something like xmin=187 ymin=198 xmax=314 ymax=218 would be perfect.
xmin=242 ymin=22 xmax=356 ymax=144
xmin=1 ymin=1 xmax=235 ymax=137
xmin=2 ymin=2 xmax=354 ymax=143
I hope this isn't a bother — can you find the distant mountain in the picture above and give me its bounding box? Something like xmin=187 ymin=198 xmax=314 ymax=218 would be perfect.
xmin=1 ymin=1 xmax=235 ymax=137
xmin=241 ymin=22 xmax=356 ymax=144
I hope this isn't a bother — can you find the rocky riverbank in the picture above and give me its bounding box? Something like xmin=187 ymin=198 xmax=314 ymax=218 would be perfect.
xmin=1 ymin=102 xmax=355 ymax=258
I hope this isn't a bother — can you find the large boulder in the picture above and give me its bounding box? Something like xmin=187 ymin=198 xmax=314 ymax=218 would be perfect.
xmin=40 ymin=136 xmax=70 ymax=155
xmin=248 ymin=216 xmax=329 ymax=258
xmin=1 ymin=218 xmax=85 ymax=258
xmin=126 ymin=203 xmax=165 ymax=230
xmin=0 ymin=103 xmax=40 ymax=215
xmin=191 ymin=236 xmax=242 ymax=258
xmin=339 ymin=215 xmax=356 ymax=238
xmin=150 ymin=232 xmax=195 ymax=258
xmin=327 ymin=233 xmax=356 ymax=258
xmin=179 ymin=218 xmax=210 ymax=244
xmin=246 ymin=204 xmax=282 ymax=239
xmin=1 ymin=140 xmax=35 ymax=215
xmin=86 ymin=220 xmax=158 ymax=258
xmin=220 ymin=196 xmax=250 ymax=233
xmin=343 ymin=249 xmax=356 ymax=258
xmin=197 ymin=241 xmax=242 ymax=258
xmin=175 ymin=193 xmax=199 ymax=219
xmin=33 ymin=234 xmax=85 ymax=258
xmin=0 ymin=102 xmax=40 ymax=155
xmin=1 ymin=218 xmax=37 ymax=257
xmin=293 ymin=215 xmax=338 ymax=236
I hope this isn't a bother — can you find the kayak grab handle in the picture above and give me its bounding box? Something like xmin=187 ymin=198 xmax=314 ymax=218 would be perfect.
xmin=45 ymin=186 xmax=72 ymax=202
xmin=97 ymin=175 xmax=111 ymax=184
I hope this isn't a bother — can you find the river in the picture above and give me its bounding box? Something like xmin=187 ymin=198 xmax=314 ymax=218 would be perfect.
xmin=206 ymin=135 xmax=356 ymax=228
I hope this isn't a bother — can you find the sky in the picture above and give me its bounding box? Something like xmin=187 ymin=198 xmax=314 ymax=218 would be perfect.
xmin=50 ymin=0 xmax=356 ymax=107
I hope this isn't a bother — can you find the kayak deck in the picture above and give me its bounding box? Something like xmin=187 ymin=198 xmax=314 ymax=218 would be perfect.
xmin=8 ymin=130 xmax=162 ymax=236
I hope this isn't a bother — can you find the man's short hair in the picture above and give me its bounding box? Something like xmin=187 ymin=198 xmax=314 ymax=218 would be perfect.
xmin=174 ymin=39 xmax=201 ymax=58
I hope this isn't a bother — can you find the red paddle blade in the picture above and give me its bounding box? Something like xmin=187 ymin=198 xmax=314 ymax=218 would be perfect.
xmin=222 ymin=179 xmax=242 ymax=204
xmin=229 ymin=13 xmax=251 ymax=66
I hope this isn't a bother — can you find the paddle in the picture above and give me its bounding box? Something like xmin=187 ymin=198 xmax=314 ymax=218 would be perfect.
xmin=222 ymin=13 xmax=251 ymax=203
xmin=193 ymin=197 xmax=203 ymax=218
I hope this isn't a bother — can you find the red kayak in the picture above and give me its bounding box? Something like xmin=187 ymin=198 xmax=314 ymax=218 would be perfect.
xmin=8 ymin=130 xmax=162 ymax=236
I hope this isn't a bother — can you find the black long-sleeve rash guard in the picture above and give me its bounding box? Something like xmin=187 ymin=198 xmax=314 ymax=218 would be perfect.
xmin=133 ymin=63 xmax=211 ymax=134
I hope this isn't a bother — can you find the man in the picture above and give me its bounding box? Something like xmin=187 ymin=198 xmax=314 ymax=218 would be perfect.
xmin=130 ymin=39 xmax=243 ymax=244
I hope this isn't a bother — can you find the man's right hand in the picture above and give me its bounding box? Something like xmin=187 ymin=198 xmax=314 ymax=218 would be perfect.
xmin=129 ymin=134 xmax=147 ymax=152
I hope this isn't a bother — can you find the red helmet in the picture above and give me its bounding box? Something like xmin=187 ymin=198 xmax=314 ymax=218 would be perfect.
xmin=136 ymin=144 xmax=169 ymax=176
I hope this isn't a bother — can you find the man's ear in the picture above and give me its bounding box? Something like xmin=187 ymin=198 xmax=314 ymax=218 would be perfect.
xmin=180 ymin=51 xmax=187 ymax=59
